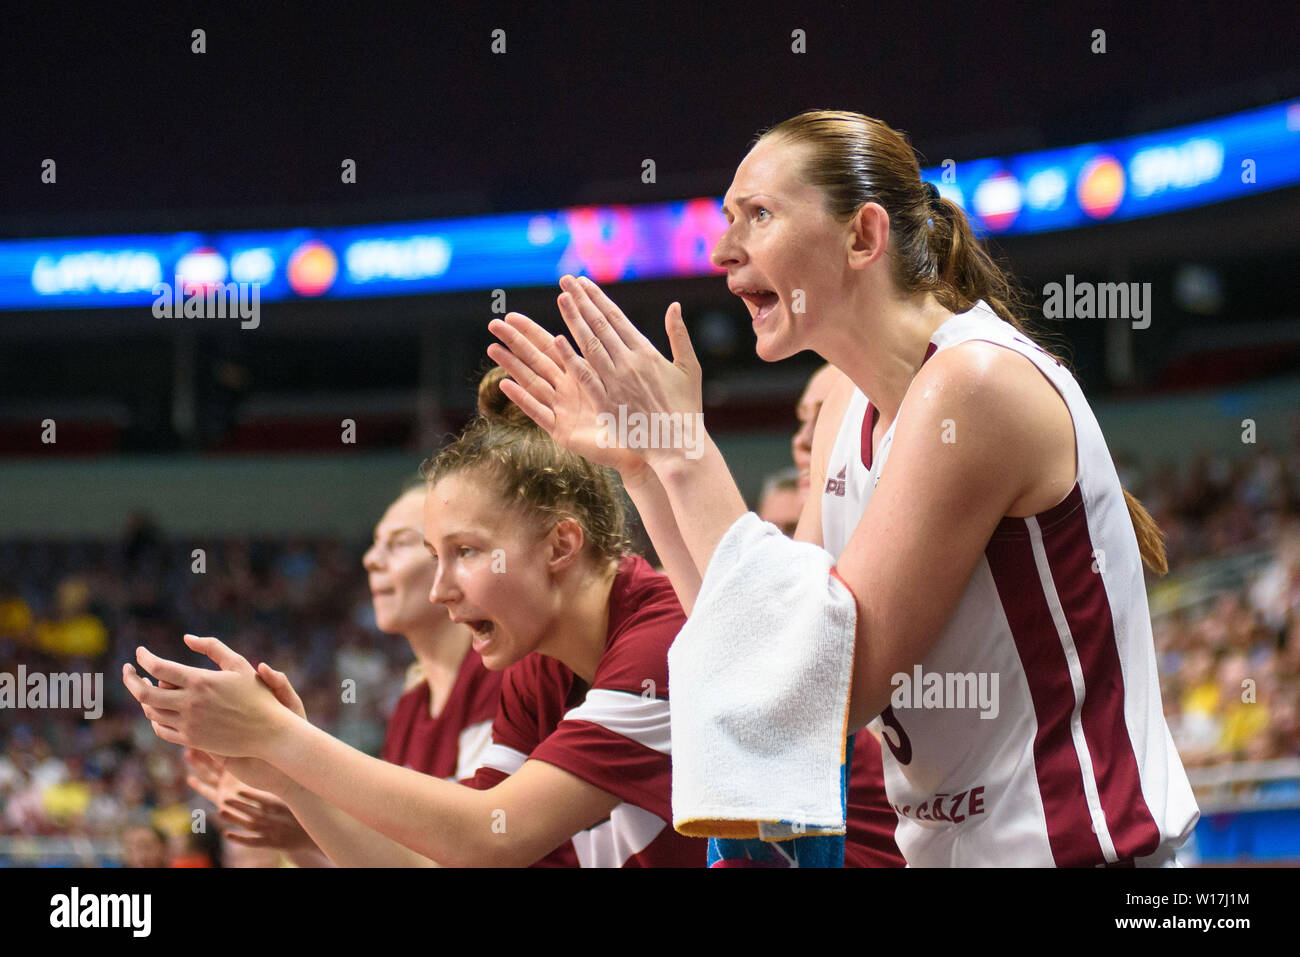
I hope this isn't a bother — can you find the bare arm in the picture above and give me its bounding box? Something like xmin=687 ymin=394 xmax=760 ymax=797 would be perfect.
xmin=834 ymin=344 xmax=1066 ymax=729
xmin=649 ymin=436 xmax=751 ymax=585
xmin=273 ymin=776 xmax=444 ymax=867
xmin=284 ymin=844 xmax=334 ymax=868
xmin=211 ymin=770 xmax=437 ymax=868
xmin=216 ymin=753 xmax=445 ymax=867
xmin=123 ymin=639 xmax=621 ymax=868
xmin=185 ymin=679 xmax=444 ymax=867
xmin=261 ymin=719 xmax=619 ymax=867
xmin=619 ymin=462 xmax=704 ymax=614
xmin=185 ymin=749 xmax=331 ymax=866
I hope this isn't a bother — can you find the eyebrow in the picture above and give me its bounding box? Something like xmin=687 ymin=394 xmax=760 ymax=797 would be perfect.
xmin=423 ymin=526 xmax=487 ymax=549
xmin=720 ymin=193 xmax=769 ymax=218
xmin=374 ymin=525 xmax=423 ymax=541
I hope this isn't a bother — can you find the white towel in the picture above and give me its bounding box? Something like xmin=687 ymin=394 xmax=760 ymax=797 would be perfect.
xmin=669 ymin=511 xmax=858 ymax=840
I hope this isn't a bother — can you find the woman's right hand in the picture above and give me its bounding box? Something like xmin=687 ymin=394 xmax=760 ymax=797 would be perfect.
xmin=487 ymin=310 xmax=651 ymax=481
xmin=180 ymin=657 xmax=309 ymax=808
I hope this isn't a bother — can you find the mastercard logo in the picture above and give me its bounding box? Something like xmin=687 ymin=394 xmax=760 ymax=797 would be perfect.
xmin=287 ymin=241 xmax=338 ymax=297
xmin=1078 ymin=155 xmax=1125 ymax=219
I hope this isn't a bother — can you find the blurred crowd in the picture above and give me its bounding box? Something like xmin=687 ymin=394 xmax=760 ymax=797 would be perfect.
xmin=1118 ymin=437 xmax=1300 ymax=776
xmin=0 ymin=514 xmax=412 ymax=866
xmin=1118 ymin=437 xmax=1300 ymax=572
xmin=3 ymin=430 xmax=1300 ymax=864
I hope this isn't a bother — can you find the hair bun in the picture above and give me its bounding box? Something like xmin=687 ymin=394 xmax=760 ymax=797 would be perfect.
xmin=477 ymin=365 xmax=534 ymax=428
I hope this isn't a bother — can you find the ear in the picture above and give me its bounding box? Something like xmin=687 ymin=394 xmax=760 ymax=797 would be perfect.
xmin=546 ymin=517 xmax=587 ymax=575
xmin=846 ymin=202 xmax=891 ymax=269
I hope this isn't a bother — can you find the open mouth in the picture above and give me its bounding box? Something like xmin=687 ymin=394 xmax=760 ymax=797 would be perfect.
xmin=734 ymin=288 xmax=780 ymax=322
xmin=465 ymin=619 xmax=496 ymax=650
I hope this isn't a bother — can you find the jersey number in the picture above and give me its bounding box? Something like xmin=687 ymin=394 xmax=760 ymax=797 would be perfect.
xmin=879 ymin=705 xmax=913 ymax=765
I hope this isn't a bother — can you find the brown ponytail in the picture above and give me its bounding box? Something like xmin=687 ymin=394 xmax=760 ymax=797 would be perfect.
xmin=1123 ymin=488 xmax=1168 ymax=576
xmin=420 ymin=366 xmax=630 ymax=563
xmin=925 ymin=194 xmax=1031 ymax=333
xmin=755 ymin=110 xmax=1166 ymax=575
xmin=474 ymin=363 xmax=536 ymax=428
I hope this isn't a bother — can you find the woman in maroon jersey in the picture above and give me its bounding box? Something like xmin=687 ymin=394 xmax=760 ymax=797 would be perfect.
xmin=185 ymin=484 xmax=502 ymax=866
xmin=124 ymin=365 xmax=708 ymax=867
xmin=367 ymin=485 xmax=502 ymax=780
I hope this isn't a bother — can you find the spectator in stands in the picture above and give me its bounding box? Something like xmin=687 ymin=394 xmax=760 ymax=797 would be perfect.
xmin=122 ymin=821 xmax=169 ymax=868
xmin=34 ymin=577 xmax=107 ymax=658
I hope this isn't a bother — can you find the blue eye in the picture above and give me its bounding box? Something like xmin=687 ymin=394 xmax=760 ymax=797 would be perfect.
xmin=458 ymin=546 xmax=476 ymax=558
xmin=756 ymin=207 xmax=771 ymax=221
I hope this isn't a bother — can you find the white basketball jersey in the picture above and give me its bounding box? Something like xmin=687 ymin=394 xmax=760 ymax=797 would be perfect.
xmin=821 ymin=300 xmax=1198 ymax=866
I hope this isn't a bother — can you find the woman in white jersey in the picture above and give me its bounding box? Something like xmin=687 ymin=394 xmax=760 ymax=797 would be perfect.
xmin=488 ymin=110 xmax=1198 ymax=866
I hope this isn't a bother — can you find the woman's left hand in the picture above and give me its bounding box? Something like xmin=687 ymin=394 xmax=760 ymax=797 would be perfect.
xmin=122 ymin=634 xmax=294 ymax=759
xmin=187 ymin=756 xmax=311 ymax=850
xmin=549 ymin=274 xmax=705 ymax=470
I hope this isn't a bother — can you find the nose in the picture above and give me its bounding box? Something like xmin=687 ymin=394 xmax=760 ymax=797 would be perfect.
xmin=362 ymin=541 xmax=383 ymax=571
xmin=428 ymin=560 xmax=459 ymax=606
xmin=710 ymin=223 xmax=744 ymax=270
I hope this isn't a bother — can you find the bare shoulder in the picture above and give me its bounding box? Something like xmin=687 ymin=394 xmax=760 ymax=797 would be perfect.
xmin=907 ymin=340 xmax=1076 ymax=516
xmin=909 ymin=340 xmax=1064 ymax=429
